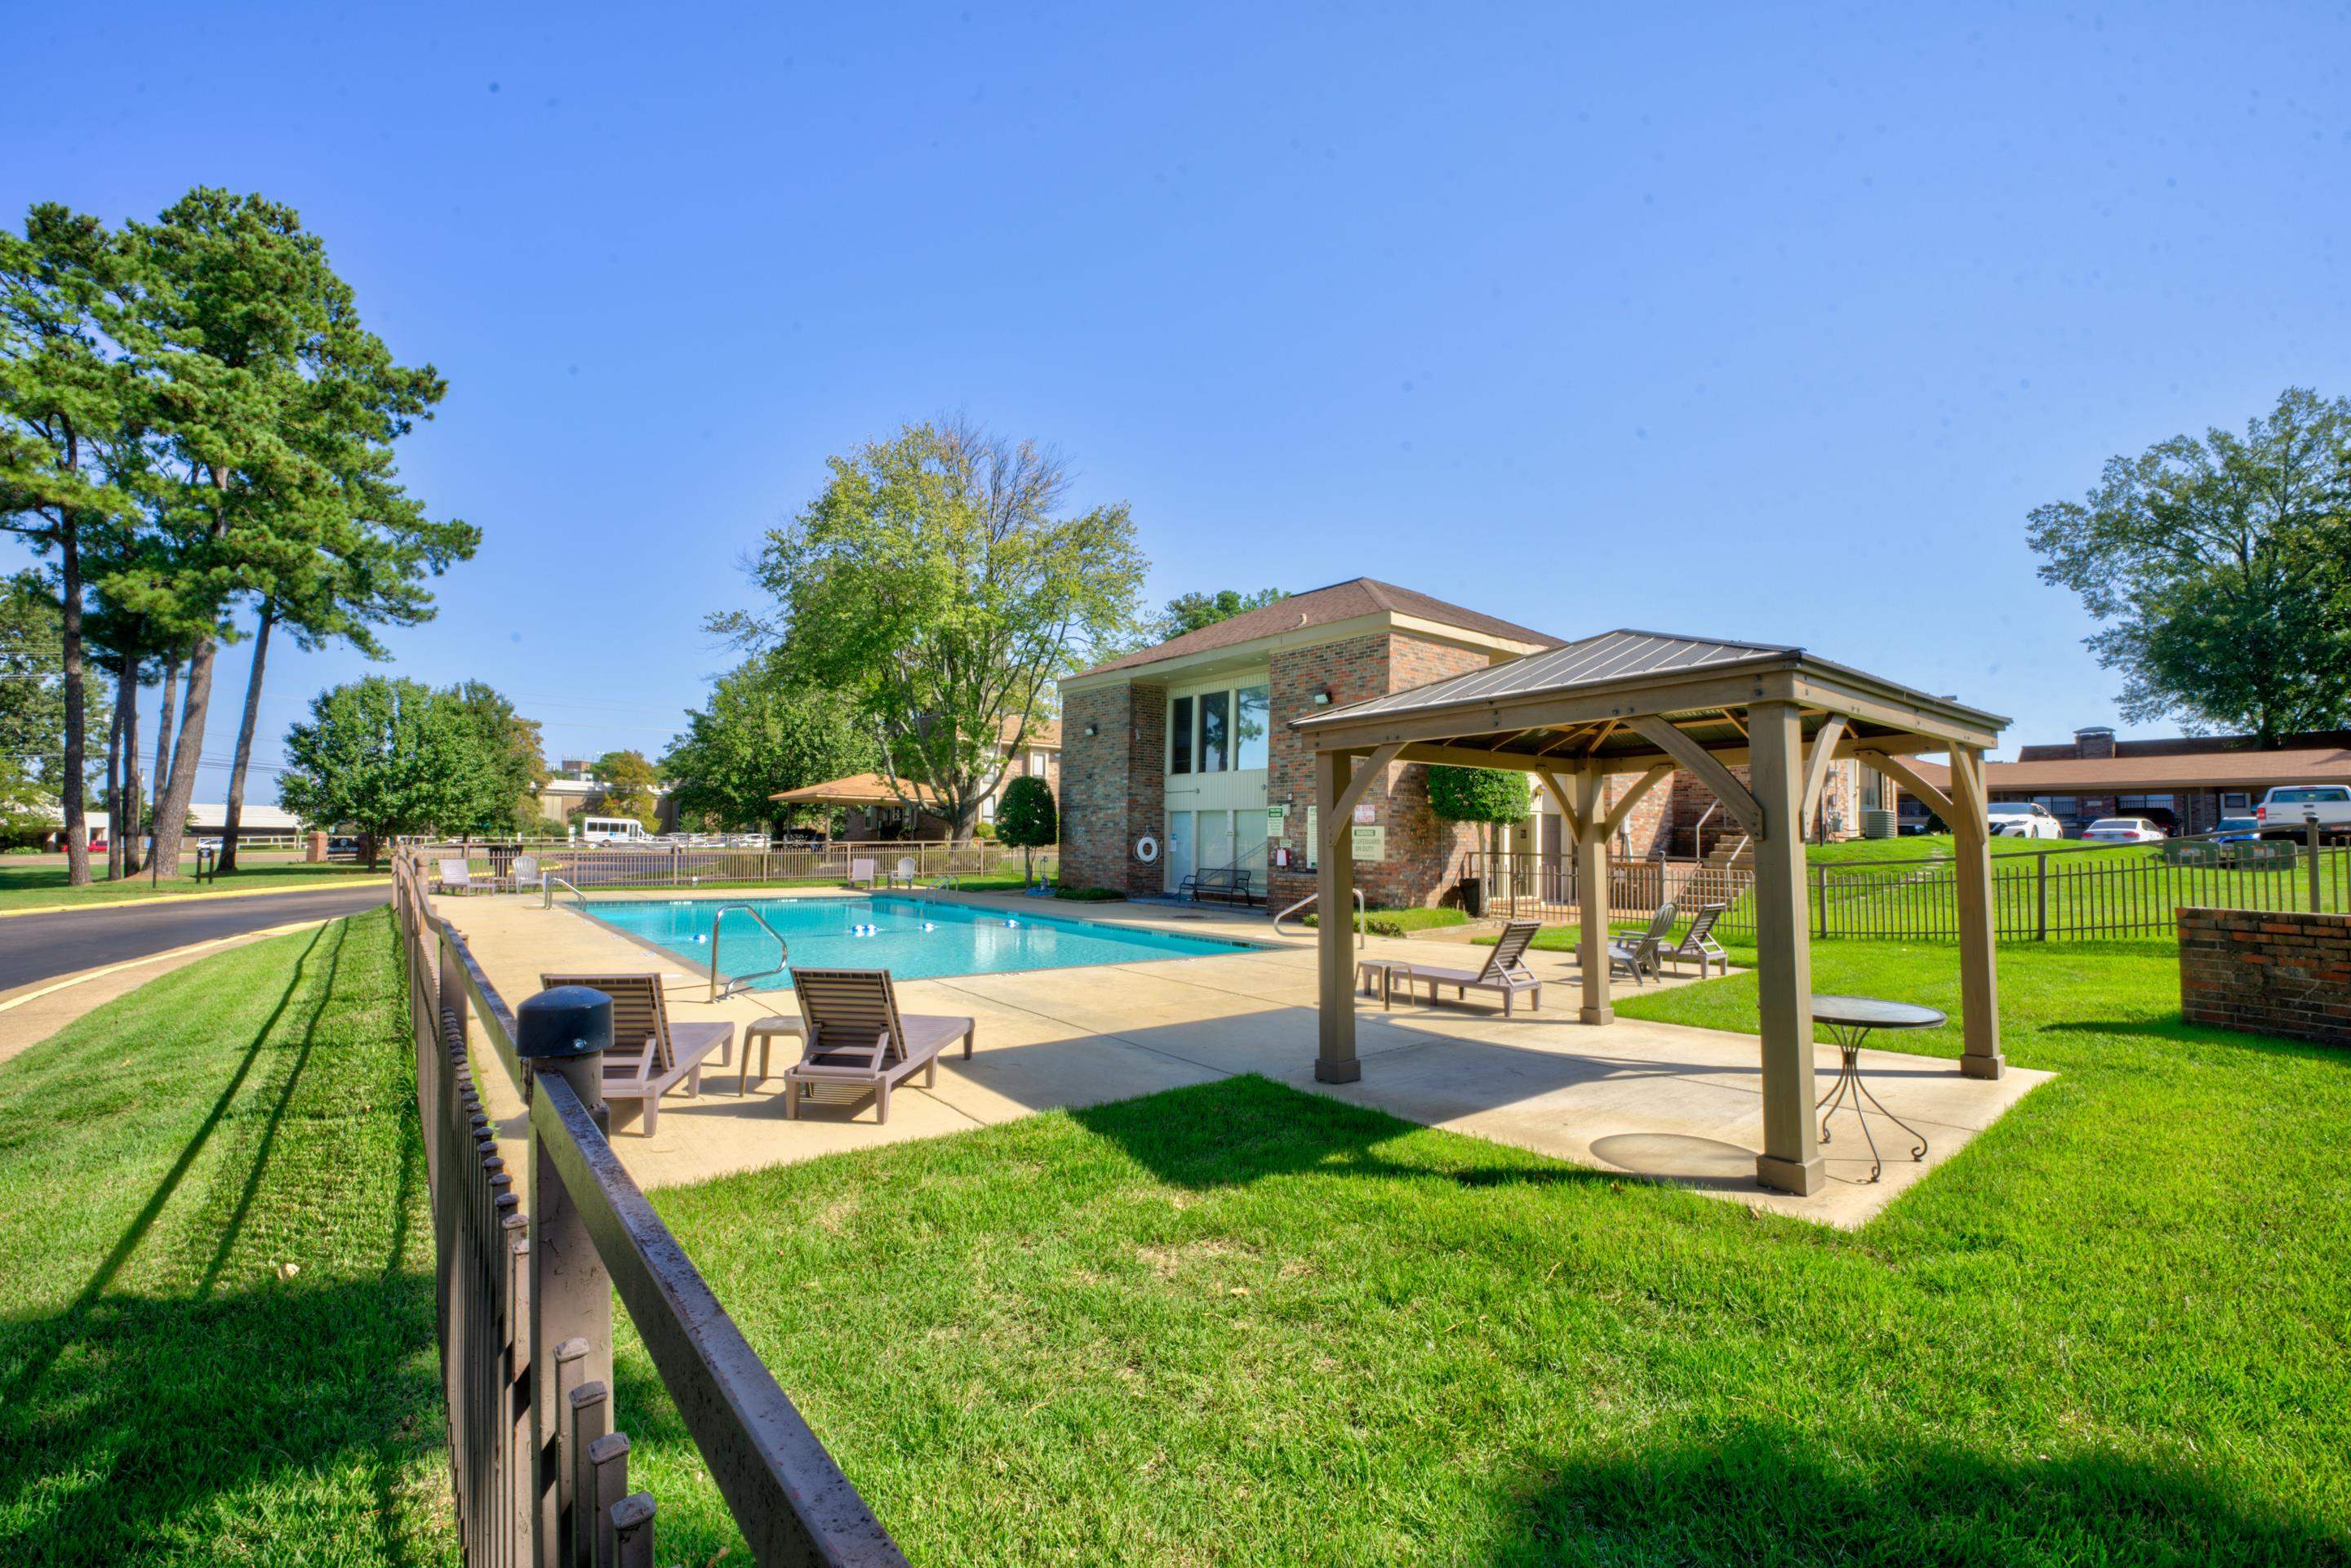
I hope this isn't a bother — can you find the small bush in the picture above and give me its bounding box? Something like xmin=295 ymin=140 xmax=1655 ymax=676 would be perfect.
xmin=1054 ymin=885 xmax=1126 ymax=902
xmin=1301 ymin=905 xmax=1470 ymax=937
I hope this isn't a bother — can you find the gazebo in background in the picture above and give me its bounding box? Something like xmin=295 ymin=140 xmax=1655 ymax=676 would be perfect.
xmin=1289 ymin=630 xmax=2010 ymax=1198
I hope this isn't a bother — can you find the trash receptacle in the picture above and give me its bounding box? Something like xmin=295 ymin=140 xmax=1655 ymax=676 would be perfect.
xmin=1458 ymin=877 xmax=1483 ymax=918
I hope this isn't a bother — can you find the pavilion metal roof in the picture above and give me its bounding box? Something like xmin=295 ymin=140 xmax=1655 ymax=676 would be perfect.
xmin=1290 ymin=627 xmax=2009 ymax=771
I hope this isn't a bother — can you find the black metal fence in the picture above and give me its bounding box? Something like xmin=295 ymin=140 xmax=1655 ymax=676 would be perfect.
xmin=1465 ymin=826 xmax=2351 ymax=944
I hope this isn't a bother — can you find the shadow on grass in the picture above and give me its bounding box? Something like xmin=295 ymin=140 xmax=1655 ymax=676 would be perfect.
xmin=1500 ymin=1428 xmax=2349 ymax=1567
xmin=1069 ymin=1073 xmax=1629 ymax=1195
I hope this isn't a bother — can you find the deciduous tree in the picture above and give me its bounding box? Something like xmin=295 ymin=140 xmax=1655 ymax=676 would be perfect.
xmin=2027 ymin=387 xmax=2351 ymax=744
xmin=277 ymin=677 xmax=497 ymax=867
xmin=719 ymin=417 xmax=1144 ymax=838
xmin=995 ymin=774 xmax=1057 ymax=882
xmin=591 ymin=749 xmax=662 ymax=830
xmin=662 ymin=658 xmax=873 ymax=833
xmin=1157 ymin=587 xmax=1287 ymax=640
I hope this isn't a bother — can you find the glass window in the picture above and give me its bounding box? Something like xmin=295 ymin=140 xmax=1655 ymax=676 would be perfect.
xmin=1235 ymin=684 xmax=1270 ymax=770
xmin=1170 ymin=695 xmax=1193 ymax=774
xmin=2220 ymin=792 xmax=2251 ymax=811
xmin=1198 ymin=691 xmax=1229 ymax=773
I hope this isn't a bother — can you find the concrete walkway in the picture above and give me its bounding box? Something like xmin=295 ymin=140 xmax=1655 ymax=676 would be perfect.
xmin=440 ymin=889 xmax=2049 ymax=1228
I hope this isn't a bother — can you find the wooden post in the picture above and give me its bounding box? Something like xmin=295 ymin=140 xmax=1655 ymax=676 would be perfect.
xmin=516 ymin=989 xmax=615 ymax=1567
xmin=2310 ymin=820 xmax=2324 ymax=913
xmin=1314 ymin=748 xmax=1359 ymax=1083
xmin=1946 ymin=747 xmax=2006 ymax=1080
xmin=1570 ymin=771 xmax=1612 ymax=1024
xmin=1747 ymin=702 xmax=1824 ymax=1197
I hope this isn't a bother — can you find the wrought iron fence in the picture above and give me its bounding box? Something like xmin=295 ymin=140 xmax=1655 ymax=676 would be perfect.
xmin=393 ymin=852 xmax=908 ymax=1566
xmin=410 ymin=838 xmax=1050 ymax=891
xmin=1463 ymin=826 xmax=2350 ymax=944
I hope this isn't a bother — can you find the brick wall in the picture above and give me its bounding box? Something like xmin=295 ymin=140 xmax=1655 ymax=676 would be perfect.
xmin=1261 ymin=631 xmax=1492 ymax=910
xmin=2178 ymin=907 xmax=2351 ymax=1046
xmin=1058 ymin=682 xmax=1167 ymax=894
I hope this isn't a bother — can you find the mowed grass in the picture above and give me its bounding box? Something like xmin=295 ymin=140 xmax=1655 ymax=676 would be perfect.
xmin=0 ymin=911 xmax=452 ymax=1565
xmin=619 ymin=940 xmax=2351 ymax=1566
xmin=0 ymin=859 xmax=385 ymax=912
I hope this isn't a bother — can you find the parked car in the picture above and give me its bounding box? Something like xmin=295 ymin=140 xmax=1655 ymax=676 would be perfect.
xmin=2213 ymin=815 xmax=2261 ymax=844
xmin=2255 ymin=784 xmax=2351 ymax=840
xmin=2080 ymin=816 xmax=2166 ymax=843
xmin=1984 ymin=801 xmax=2064 ymax=839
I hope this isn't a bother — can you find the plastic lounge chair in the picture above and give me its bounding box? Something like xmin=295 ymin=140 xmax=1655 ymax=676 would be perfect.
xmin=784 ymin=968 xmax=976 ymax=1124
xmin=1404 ymin=920 xmax=1544 ymax=1015
xmin=436 ymin=858 xmax=488 ymax=896
xmin=1660 ymin=903 xmax=1731 ymax=979
xmin=1607 ymin=900 xmax=1680 ymax=986
xmin=847 ymin=857 xmax=878 ymax=889
xmin=538 ymin=972 xmax=735 ymax=1136
xmin=892 ymin=855 xmax=918 ymax=888
xmin=504 ymin=853 xmax=543 ymax=895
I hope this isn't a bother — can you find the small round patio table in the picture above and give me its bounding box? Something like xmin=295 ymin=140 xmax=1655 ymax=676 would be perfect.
xmin=1809 ymin=994 xmax=1944 ymax=1183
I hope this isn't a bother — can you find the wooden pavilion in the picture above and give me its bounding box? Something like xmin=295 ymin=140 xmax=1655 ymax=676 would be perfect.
xmin=1289 ymin=629 xmax=2010 ymax=1197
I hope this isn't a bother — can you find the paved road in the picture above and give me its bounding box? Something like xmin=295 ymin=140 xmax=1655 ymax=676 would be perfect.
xmin=0 ymin=884 xmax=392 ymax=993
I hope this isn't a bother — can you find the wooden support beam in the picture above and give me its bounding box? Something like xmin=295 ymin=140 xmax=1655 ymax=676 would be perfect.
xmin=1629 ymin=716 xmax=1762 ymax=836
xmin=1322 ymin=743 xmax=1404 ymax=854
xmin=1314 ymin=750 xmax=1359 ymax=1083
xmin=1718 ymin=707 xmax=1749 ymax=740
xmin=1581 ymin=718 xmax=1618 ymax=756
xmin=1945 ymin=746 xmax=2006 ymax=1081
xmin=1800 ymin=715 xmax=1851 ymax=824
xmin=1599 ymin=763 xmax=1675 ymax=841
xmin=1856 ymin=748 xmax=1954 ymax=824
xmin=1537 ymin=770 xmax=1584 ymax=842
xmin=1569 ymin=770 xmax=1613 ymax=1024
xmin=1746 ymin=700 xmax=1824 ymax=1197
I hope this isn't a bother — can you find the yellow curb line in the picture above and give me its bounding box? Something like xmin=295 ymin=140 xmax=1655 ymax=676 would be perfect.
xmin=0 ymin=877 xmax=391 ymax=920
xmin=0 ymin=917 xmax=339 ymax=1015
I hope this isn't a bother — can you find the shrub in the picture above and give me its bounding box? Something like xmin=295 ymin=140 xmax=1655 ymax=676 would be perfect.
xmin=995 ymin=776 xmax=1056 ymax=877
xmin=1054 ymin=885 xmax=1125 ymax=902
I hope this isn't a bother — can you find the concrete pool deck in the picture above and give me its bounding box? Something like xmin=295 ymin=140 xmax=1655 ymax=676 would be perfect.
xmin=440 ymin=886 xmax=2051 ymax=1228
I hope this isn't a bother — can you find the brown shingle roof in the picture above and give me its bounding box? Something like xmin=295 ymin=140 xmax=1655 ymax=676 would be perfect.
xmin=1071 ymin=578 xmax=1561 ymax=680
xmin=1906 ymin=745 xmax=2351 ymax=794
xmin=998 ymin=715 xmax=1061 ymax=748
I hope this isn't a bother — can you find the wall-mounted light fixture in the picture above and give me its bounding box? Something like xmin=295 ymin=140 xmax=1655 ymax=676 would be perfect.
xmin=1311 ymin=688 xmax=1331 ymax=706
xmin=1083 ymin=722 xmax=1099 ymax=737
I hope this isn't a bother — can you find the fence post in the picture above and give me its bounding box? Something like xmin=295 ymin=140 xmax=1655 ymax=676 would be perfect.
xmin=1815 ymin=865 xmax=1829 ymax=938
xmin=2035 ymin=851 xmax=2049 ymax=941
xmin=517 ymin=985 xmax=615 ymax=1568
xmin=2311 ymin=820 xmax=2325 ymax=913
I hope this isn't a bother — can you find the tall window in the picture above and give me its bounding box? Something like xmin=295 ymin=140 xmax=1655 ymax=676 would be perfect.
xmin=1170 ymin=695 xmax=1193 ymax=774
xmin=1235 ymin=684 xmax=1269 ymax=770
xmin=1198 ymin=691 xmax=1230 ymax=772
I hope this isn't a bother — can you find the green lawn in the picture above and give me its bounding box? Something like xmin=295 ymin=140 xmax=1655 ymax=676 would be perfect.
xmin=616 ymin=939 xmax=2351 ymax=1566
xmin=0 ymin=860 xmax=386 ymax=912
xmin=0 ymin=912 xmax=452 ymax=1564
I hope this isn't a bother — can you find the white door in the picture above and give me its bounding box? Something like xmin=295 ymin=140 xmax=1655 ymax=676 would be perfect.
xmin=1165 ymin=811 xmax=1194 ymax=892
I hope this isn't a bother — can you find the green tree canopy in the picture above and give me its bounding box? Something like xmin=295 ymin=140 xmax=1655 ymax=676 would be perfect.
xmin=661 ymin=658 xmax=874 ymax=833
xmin=277 ymin=677 xmax=499 ymax=866
xmin=592 ymin=749 xmax=662 ymax=830
xmin=2026 ymin=387 xmax=2351 ymax=744
xmin=1426 ymin=765 xmax=1531 ymax=824
xmin=451 ymin=681 xmax=550 ymax=833
xmin=995 ymin=774 xmax=1058 ymax=879
xmin=0 ymin=571 xmax=110 ymax=842
xmin=1157 ymin=587 xmax=1287 ymax=640
xmin=717 ymin=416 xmax=1145 ymax=837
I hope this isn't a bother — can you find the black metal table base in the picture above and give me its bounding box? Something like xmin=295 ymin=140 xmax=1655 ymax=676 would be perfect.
xmin=1815 ymin=1022 xmax=1928 ymax=1183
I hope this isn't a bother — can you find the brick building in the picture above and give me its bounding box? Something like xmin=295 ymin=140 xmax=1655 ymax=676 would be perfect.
xmin=1056 ymin=579 xmax=1868 ymax=904
xmin=1907 ymin=726 xmax=2351 ymax=836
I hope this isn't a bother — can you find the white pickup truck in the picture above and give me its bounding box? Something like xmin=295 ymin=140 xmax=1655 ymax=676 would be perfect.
xmin=2255 ymin=785 xmax=2351 ymax=839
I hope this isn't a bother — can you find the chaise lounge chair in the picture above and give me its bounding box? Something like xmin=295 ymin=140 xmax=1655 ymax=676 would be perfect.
xmin=1607 ymin=900 xmax=1679 ymax=986
xmin=435 ymin=858 xmax=490 ymax=896
xmin=537 ymin=972 xmax=736 ymax=1135
xmin=783 ymin=967 xmax=976 ymax=1124
xmin=1660 ymin=902 xmax=1731 ymax=979
xmin=1402 ymin=919 xmax=1544 ymax=1015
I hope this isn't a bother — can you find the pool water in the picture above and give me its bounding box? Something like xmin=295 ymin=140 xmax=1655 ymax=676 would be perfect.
xmin=583 ymin=895 xmax=1257 ymax=988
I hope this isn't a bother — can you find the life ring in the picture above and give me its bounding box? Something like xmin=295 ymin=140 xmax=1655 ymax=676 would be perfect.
xmin=1135 ymin=834 xmax=1160 ymax=864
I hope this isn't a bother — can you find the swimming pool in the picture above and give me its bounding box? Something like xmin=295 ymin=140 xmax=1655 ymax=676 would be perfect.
xmin=581 ymin=895 xmax=1259 ymax=989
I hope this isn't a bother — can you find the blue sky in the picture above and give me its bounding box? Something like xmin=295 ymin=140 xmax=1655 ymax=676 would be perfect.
xmin=7 ymin=2 xmax=2349 ymax=793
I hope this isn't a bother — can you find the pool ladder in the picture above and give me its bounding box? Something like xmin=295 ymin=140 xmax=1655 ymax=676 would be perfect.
xmin=1272 ymin=888 xmax=1367 ymax=947
xmin=709 ymin=904 xmax=791 ymax=1002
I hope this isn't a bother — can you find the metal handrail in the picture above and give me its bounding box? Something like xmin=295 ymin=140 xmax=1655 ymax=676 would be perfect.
xmin=542 ymin=875 xmax=589 ymax=912
xmin=709 ymin=903 xmax=791 ymax=1002
xmin=1273 ymin=887 xmax=1367 ymax=947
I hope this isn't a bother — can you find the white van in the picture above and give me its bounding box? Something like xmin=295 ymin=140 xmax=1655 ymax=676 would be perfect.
xmin=579 ymin=817 xmax=657 ymax=845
